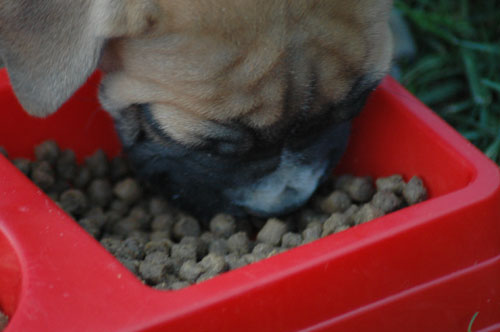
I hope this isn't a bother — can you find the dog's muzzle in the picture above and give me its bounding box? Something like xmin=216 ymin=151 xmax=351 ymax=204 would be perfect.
xmin=114 ymin=104 xmax=351 ymax=218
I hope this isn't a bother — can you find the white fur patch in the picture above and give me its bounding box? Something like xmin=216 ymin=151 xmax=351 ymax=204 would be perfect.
xmin=226 ymin=149 xmax=328 ymax=215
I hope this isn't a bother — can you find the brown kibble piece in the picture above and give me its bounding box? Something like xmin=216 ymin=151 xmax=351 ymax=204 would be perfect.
xmin=252 ymin=243 xmax=277 ymax=259
xmin=173 ymin=215 xmax=201 ymax=240
xmin=34 ymin=140 xmax=59 ymax=164
xmin=209 ymin=213 xmax=236 ymax=238
xmin=319 ymin=191 xmax=351 ymax=214
xmin=335 ymin=174 xmax=355 ymax=191
xmin=179 ymin=260 xmax=204 ymax=283
xmin=100 ymin=237 xmax=122 ymax=255
xmin=150 ymin=231 xmax=170 ymax=241
xmin=351 ymin=204 xmax=384 ymax=225
xmin=171 ymin=243 xmax=197 ymax=262
xmin=199 ymin=253 xmax=227 ymax=276
xmin=110 ymin=156 xmax=129 ymax=181
xmin=118 ymin=258 xmax=140 ymax=275
xmin=149 ymin=197 xmax=170 ymax=216
xmin=0 ymin=309 xmax=8 ymax=330
xmin=322 ymin=213 xmax=350 ymax=237
xmin=144 ymin=239 xmax=172 ymax=255
xmin=257 ymin=218 xmax=287 ymax=246
xmin=113 ymin=178 xmax=142 ymax=204
xmin=85 ymin=149 xmax=109 ymax=177
xmin=170 ymin=281 xmax=191 ymax=290
xmin=151 ymin=213 xmax=175 ymax=232
xmin=302 ymin=222 xmax=322 ymax=244
xmin=227 ymin=232 xmax=250 ymax=255
xmin=375 ymin=174 xmax=405 ymax=194
xmin=340 ymin=176 xmax=375 ymax=203
xmin=115 ymin=237 xmax=145 ymax=260
xmin=371 ymin=190 xmax=402 ymax=213
xmin=180 ymin=236 xmax=207 ymax=259
xmin=139 ymin=251 xmax=170 ymax=284
xmin=74 ymin=166 xmax=92 ymax=188
xmin=60 ymin=189 xmax=88 ymax=216
xmin=112 ymin=216 xmax=142 ymax=236
xmin=88 ymin=179 xmax=113 ymax=207
xmin=110 ymin=199 xmax=129 ymax=217
xmin=281 ymin=232 xmax=302 ymax=248
xmin=12 ymin=158 xmax=31 ymax=176
xmin=225 ymin=253 xmax=247 ymax=270
xmin=56 ymin=149 xmax=77 ymax=180
xmin=31 ymin=161 xmax=55 ymax=191
xmin=78 ymin=216 xmax=103 ymax=238
xmin=403 ymin=176 xmax=427 ymax=205
xmin=208 ymin=238 xmax=229 ymax=256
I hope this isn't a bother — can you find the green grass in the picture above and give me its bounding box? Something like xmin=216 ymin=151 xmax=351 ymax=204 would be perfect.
xmin=468 ymin=312 xmax=479 ymax=332
xmin=395 ymin=0 xmax=500 ymax=164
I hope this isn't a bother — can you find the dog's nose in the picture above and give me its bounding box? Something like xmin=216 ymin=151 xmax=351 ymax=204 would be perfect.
xmin=117 ymin=112 xmax=351 ymax=218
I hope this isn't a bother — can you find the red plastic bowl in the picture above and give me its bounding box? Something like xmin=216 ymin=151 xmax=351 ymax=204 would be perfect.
xmin=0 ymin=68 xmax=499 ymax=332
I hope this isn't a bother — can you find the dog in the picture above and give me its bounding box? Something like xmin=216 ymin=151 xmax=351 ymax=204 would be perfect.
xmin=0 ymin=1 xmax=393 ymax=217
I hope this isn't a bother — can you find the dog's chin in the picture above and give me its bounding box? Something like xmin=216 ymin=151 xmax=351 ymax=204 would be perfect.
xmin=118 ymin=119 xmax=351 ymax=220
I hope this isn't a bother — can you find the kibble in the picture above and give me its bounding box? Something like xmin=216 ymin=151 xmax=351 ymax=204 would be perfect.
xmin=60 ymin=189 xmax=88 ymax=216
xmin=256 ymin=218 xmax=287 ymax=246
xmin=281 ymin=232 xmax=302 ymax=248
xmin=319 ymin=191 xmax=351 ymax=214
xmin=376 ymin=174 xmax=405 ymax=194
xmin=34 ymin=140 xmax=59 ymax=164
xmin=322 ymin=213 xmax=349 ymax=237
xmin=85 ymin=149 xmax=109 ymax=177
xmin=351 ymin=204 xmax=384 ymax=225
xmin=227 ymin=232 xmax=251 ymax=255
xmin=173 ymin=215 xmax=201 ymax=240
xmin=151 ymin=214 xmax=175 ymax=232
xmin=171 ymin=243 xmax=197 ymax=262
xmin=74 ymin=166 xmax=92 ymax=188
xmin=87 ymin=179 xmax=113 ymax=207
xmin=31 ymin=161 xmax=55 ymax=190
xmin=208 ymin=238 xmax=229 ymax=256
xmin=110 ymin=156 xmax=129 ymax=181
xmin=403 ymin=176 xmax=427 ymax=205
xmin=371 ymin=190 xmax=402 ymax=213
xmin=0 ymin=310 xmax=8 ymax=331
xmin=57 ymin=150 xmax=77 ymax=180
xmin=2 ymin=141 xmax=429 ymax=291
xmin=302 ymin=222 xmax=322 ymax=244
xmin=12 ymin=158 xmax=31 ymax=176
xmin=337 ymin=175 xmax=375 ymax=203
xmin=199 ymin=253 xmax=227 ymax=276
xmin=139 ymin=251 xmax=170 ymax=284
xmin=113 ymin=178 xmax=142 ymax=204
xmin=179 ymin=260 xmax=204 ymax=283
xmin=209 ymin=213 xmax=236 ymax=238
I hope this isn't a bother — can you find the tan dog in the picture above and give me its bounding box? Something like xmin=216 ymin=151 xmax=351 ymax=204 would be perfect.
xmin=0 ymin=1 xmax=393 ymax=217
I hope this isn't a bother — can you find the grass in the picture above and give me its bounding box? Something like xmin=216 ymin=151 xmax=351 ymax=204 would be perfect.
xmin=395 ymin=0 xmax=500 ymax=164
xmin=468 ymin=312 xmax=479 ymax=332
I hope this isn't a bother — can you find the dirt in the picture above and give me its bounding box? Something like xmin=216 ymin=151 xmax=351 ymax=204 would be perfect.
xmin=2 ymin=141 xmax=428 ymax=290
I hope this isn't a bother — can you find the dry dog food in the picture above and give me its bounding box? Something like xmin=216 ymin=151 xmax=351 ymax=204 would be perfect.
xmin=0 ymin=310 xmax=8 ymax=331
xmin=1 ymin=141 xmax=427 ymax=290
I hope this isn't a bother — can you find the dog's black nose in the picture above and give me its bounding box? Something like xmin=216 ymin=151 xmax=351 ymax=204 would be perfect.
xmin=115 ymin=107 xmax=350 ymax=218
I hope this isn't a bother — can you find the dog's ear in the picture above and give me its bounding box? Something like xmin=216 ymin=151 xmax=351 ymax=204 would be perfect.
xmin=0 ymin=0 xmax=162 ymax=117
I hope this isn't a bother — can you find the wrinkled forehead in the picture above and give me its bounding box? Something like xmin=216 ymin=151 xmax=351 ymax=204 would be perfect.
xmin=102 ymin=0 xmax=393 ymax=147
xmin=161 ymin=1 xmax=392 ymax=39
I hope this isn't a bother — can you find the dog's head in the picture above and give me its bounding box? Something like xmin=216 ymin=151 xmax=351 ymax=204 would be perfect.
xmin=0 ymin=0 xmax=393 ymax=217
